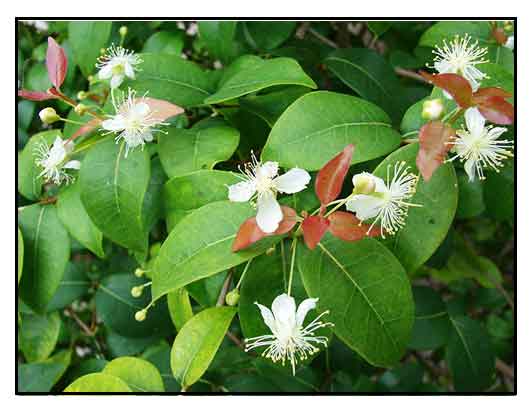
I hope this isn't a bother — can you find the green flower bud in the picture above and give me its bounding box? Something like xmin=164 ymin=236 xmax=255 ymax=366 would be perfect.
xmin=135 ymin=309 xmax=147 ymax=322
xmin=225 ymin=289 xmax=240 ymax=306
xmin=39 ymin=107 xmax=60 ymax=124
xmin=134 ymin=268 xmax=145 ymax=278
xmin=422 ymin=98 xmax=445 ymax=121
xmin=74 ymin=104 xmax=88 ymax=116
xmin=119 ymin=26 xmax=128 ymax=37
xmin=131 ymin=286 xmax=143 ymax=298
xmin=77 ymin=91 xmax=88 ymax=100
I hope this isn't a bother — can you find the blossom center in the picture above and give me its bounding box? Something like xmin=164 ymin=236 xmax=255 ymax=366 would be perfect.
xmin=256 ymin=176 xmax=274 ymax=193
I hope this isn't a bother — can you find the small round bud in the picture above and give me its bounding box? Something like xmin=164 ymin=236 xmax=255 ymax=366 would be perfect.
xmin=131 ymin=286 xmax=143 ymax=298
xmin=353 ymin=173 xmax=376 ymax=195
xmin=39 ymin=107 xmax=60 ymax=124
xmin=74 ymin=104 xmax=88 ymax=116
xmin=134 ymin=268 xmax=145 ymax=278
xmin=119 ymin=26 xmax=128 ymax=37
xmin=225 ymin=289 xmax=240 ymax=306
xmin=87 ymin=75 xmax=95 ymax=83
xmin=135 ymin=309 xmax=147 ymax=322
xmin=100 ymin=48 xmax=106 ymax=55
xmin=77 ymin=91 xmax=88 ymax=100
xmin=422 ymin=98 xmax=445 ymax=121
xmin=504 ymin=22 xmax=513 ymax=32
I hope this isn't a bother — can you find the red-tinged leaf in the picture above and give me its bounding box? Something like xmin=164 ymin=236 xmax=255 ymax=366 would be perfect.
xmin=232 ymin=206 xmax=297 ymax=252
xmin=141 ymin=97 xmax=184 ymax=122
xmin=71 ymin=118 xmax=102 ymax=140
xmin=17 ymin=89 xmax=55 ymax=101
xmin=417 ymin=121 xmax=456 ymax=181
xmin=315 ymin=144 xmax=354 ymax=207
xmin=475 ymin=96 xmax=514 ymax=125
xmin=474 ymin=87 xmax=512 ymax=100
xmin=492 ymin=27 xmax=508 ymax=45
xmin=46 ymin=37 xmax=68 ymax=89
xmin=301 ymin=215 xmax=330 ymax=250
xmin=419 ymin=71 xmax=473 ymax=108
xmin=328 ymin=211 xmax=380 ymax=241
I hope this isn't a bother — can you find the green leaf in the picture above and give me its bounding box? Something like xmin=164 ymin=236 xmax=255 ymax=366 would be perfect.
xmin=198 ymin=21 xmax=239 ymax=63
xmin=243 ymin=22 xmax=296 ymax=50
xmin=141 ymin=157 xmax=166 ymax=236
xmin=408 ymin=286 xmax=451 ymax=350
xmin=204 ymin=57 xmax=316 ymax=104
xmin=18 ymin=350 xmax=71 ymax=393
xmin=79 ymin=139 xmax=151 ymax=253
xmin=124 ymin=53 xmax=216 ymax=107
xmin=46 ymin=262 xmax=90 ymax=312
xmin=167 ymin=288 xmax=193 ymax=330
xmin=18 ymin=130 xmax=61 ymax=201
xmin=446 ymin=315 xmax=495 ymax=392
xmin=158 ymin=123 xmax=239 ymax=178
xmin=374 ymin=143 xmax=458 ymax=273
xmin=57 ymin=180 xmax=104 ymax=257
xmin=142 ymin=31 xmax=185 ymax=55
xmin=19 ymin=312 xmax=61 ymax=363
xmin=170 ymin=306 xmax=236 ymax=388
xmin=142 ymin=342 xmax=181 ymax=392
xmin=368 ymin=22 xmax=392 ymax=37
xmin=106 ymin=330 xmax=160 ymax=358
xmin=456 ymin=171 xmax=485 ymax=219
xmin=324 ymin=48 xmax=405 ymax=123
xmin=484 ymin=159 xmax=514 ymax=222
xmin=68 ymin=21 xmax=112 ymax=76
xmin=64 ymin=373 xmax=132 ymax=392
xmin=478 ymin=62 xmax=514 ymax=99
xmin=186 ymin=272 xmax=227 ymax=308
xmin=95 ymin=273 xmax=174 ymax=338
xmin=18 ymin=227 xmax=23 ymax=283
xmin=152 ymin=201 xmax=279 ymax=301
xmin=103 ymin=356 xmax=165 ymax=392
xmin=419 ymin=21 xmax=491 ymax=48
xmin=19 ymin=205 xmax=70 ymax=313
xmin=298 ymin=235 xmax=414 ymax=367
xmin=163 ymin=170 xmax=241 ymax=231
xmin=262 ymin=91 xmax=401 ymax=171
xmin=217 ymin=54 xmax=263 ymax=87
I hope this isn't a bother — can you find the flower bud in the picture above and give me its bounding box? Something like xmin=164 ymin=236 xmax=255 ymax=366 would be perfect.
xmin=131 ymin=285 xmax=143 ymax=298
xmin=504 ymin=22 xmax=513 ymax=32
xmin=77 ymin=91 xmax=88 ymax=100
xmin=134 ymin=268 xmax=145 ymax=278
xmin=422 ymin=99 xmax=445 ymax=121
xmin=135 ymin=309 xmax=147 ymax=322
xmin=87 ymin=75 xmax=95 ymax=83
xmin=225 ymin=289 xmax=240 ymax=306
xmin=74 ymin=104 xmax=88 ymax=116
xmin=353 ymin=173 xmax=376 ymax=195
xmin=39 ymin=107 xmax=60 ymax=124
xmin=119 ymin=26 xmax=128 ymax=37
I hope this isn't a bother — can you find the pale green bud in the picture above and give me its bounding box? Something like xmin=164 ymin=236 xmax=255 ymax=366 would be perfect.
xmin=135 ymin=309 xmax=147 ymax=322
xmin=134 ymin=268 xmax=145 ymax=278
xmin=77 ymin=91 xmax=88 ymax=100
xmin=225 ymin=289 xmax=240 ymax=306
xmin=39 ymin=107 xmax=60 ymax=124
xmin=74 ymin=104 xmax=88 ymax=116
xmin=422 ymin=98 xmax=444 ymax=121
xmin=131 ymin=286 xmax=143 ymax=298
xmin=119 ymin=26 xmax=128 ymax=37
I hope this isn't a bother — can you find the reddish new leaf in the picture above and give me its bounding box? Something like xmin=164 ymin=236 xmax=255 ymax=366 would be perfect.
xmin=328 ymin=211 xmax=380 ymax=241
xmin=17 ymin=89 xmax=55 ymax=101
xmin=141 ymin=97 xmax=184 ymax=122
xmin=46 ymin=37 xmax=68 ymax=89
xmin=232 ymin=206 xmax=297 ymax=252
xmin=474 ymin=87 xmax=512 ymax=100
xmin=419 ymin=71 xmax=473 ymax=108
xmin=475 ymin=96 xmax=514 ymax=125
xmin=315 ymin=144 xmax=354 ymax=207
xmin=491 ymin=27 xmax=508 ymax=45
xmin=417 ymin=121 xmax=456 ymax=181
xmin=301 ymin=216 xmax=330 ymax=250
xmin=71 ymin=118 xmax=102 ymax=140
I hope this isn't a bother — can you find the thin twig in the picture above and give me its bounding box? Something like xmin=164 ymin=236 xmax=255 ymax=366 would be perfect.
xmin=65 ymin=307 xmax=94 ymax=336
xmin=495 ymin=359 xmax=514 ymax=380
xmin=308 ymin=27 xmax=339 ymax=49
xmin=216 ymin=270 xmax=233 ymax=307
xmin=226 ymin=332 xmax=245 ymax=350
xmin=395 ymin=67 xmax=429 ymax=83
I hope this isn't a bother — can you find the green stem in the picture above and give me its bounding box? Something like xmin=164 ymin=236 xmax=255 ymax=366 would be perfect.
xmin=235 ymin=258 xmax=253 ymax=290
xmin=287 ymin=238 xmax=298 ymax=296
xmin=324 ymin=193 xmax=355 ymax=218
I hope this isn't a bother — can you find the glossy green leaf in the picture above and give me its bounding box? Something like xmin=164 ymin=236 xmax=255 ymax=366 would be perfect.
xmin=68 ymin=21 xmax=112 ymax=76
xmin=217 ymin=54 xmax=263 ymax=87
xmin=106 ymin=330 xmax=159 ymax=358
xmin=103 ymin=356 xmax=164 ymax=392
xmin=243 ymin=22 xmax=296 ymax=50
xmin=142 ymin=31 xmax=185 ymax=55
xmin=170 ymin=306 xmax=236 ymax=388
xmin=18 ymin=130 xmax=61 ymax=201
xmin=18 ymin=227 xmax=23 ymax=283
xmin=368 ymin=22 xmax=392 ymax=37
xmin=64 ymin=372 xmax=132 ymax=392
xmin=374 ymin=143 xmax=458 ymax=273
xmin=456 ymin=171 xmax=485 ymax=219
xmin=124 ymin=53 xmax=216 ymax=107
xmin=79 ymin=139 xmax=151 ymax=253
xmin=484 ymin=159 xmax=514 ymax=222
xmin=298 ymin=235 xmax=414 ymax=367
xmin=95 ymin=273 xmax=174 ymax=338
xmin=262 ymin=91 xmax=401 ymax=171
xmin=57 ymin=181 xmax=104 ymax=257
xmin=205 ymin=57 xmax=316 ymax=104
xmin=325 ymin=48 xmax=405 ymax=123
xmin=142 ymin=342 xmax=181 ymax=392
xmin=19 ymin=205 xmax=70 ymax=313
xmin=446 ymin=315 xmax=495 ymax=392
xmin=198 ymin=21 xmax=239 ymax=63
xmin=46 ymin=262 xmax=90 ymax=312
xmin=19 ymin=312 xmax=61 ymax=363
xmin=419 ymin=21 xmax=491 ymax=48
xmin=18 ymin=350 xmax=71 ymax=393
xmin=152 ymin=201 xmax=280 ymax=301
xmin=158 ymin=123 xmax=239 ymax=178
xmin=167 ymin=288 xmax=194 ymax=330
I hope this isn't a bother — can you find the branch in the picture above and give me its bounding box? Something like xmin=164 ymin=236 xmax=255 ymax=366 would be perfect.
xmin=495 ymin=359 xmax=514 ymax=380
xmin=216 ymin=270 xmax=233 ymax=307
xmin=395 ymin=67 xmax=429 ymax=84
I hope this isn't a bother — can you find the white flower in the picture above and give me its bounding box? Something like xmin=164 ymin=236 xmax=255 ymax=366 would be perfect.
xmin=34 ymin=137 xmax=80 ymax=185
xmin=422 ymin=98 xmax=444 ymax=121
xmin=22 ymin=20 xmax=49 ymax=33
xmin=504 ymin=35 xmax=514 ymax=50
xmin=245 ymin=294 xmax=333 ymax=375
xmin=346 ymin=162 xmax=420 ymax=238
xmin=432 ymin=34 xmax=489 ymax=91
xmin=96 ymin=45 xmax=142 ymax=89
xmin=102 ymin=89 xmax=166 ymax=157
xmin=448 ymin=107 xmax=513 ymax=181
xmin=228 ymin=153 xmax=310 ymax=233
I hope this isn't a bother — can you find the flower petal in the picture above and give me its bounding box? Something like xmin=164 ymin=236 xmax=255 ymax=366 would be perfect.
xmin=102 ymin=115 xmax=126 ymax=131
xmin=131 ymin=102 xmax=151 ymax=118
xmin=98 ymin=64 xmax=113 ymax=80
xmin=257 ymin=161 xmax=279 ymax=179
xmin=465 ymin=107 xmax=485 ymax=137
xmin=296 ymin=298 xmax=318 ymax=326
xmin=274 ymin=168 xmax=311 ymax=194
xmin=464 ymin=157 xmax=477 ymax=182
xmin=256 ymin=191 xmax=282 ymax=233
xmin=228 ymin=180 xmax=256 ymax=202
xmin=110 ymin=73 xmax=125 ymax=89
xmin=124 ymin=61 xmax=136 ymax=79
xmin=346 ymin=194 xmax=386 ymax=221
xmin=63 ymin=160 xmax=81 ymax=170
xmin=271 ymin=294 xmax=296 ymax=328
xmin=255 ymin=302 xmax=277 ymax=334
